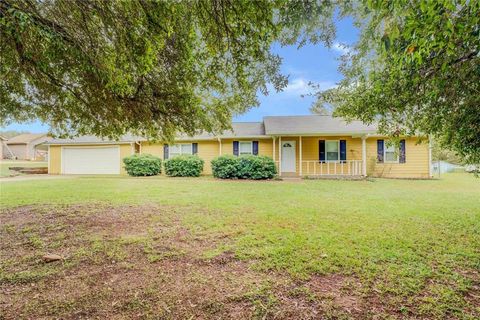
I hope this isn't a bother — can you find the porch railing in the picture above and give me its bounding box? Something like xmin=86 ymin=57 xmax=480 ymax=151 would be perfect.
xmin=275 ymin=160 xmax=364 ymax=176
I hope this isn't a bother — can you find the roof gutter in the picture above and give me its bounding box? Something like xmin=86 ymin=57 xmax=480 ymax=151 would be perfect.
xmin=46 ymin=141 xmax=135 ymax=146
xmin=265 ymin=131 xmax=378 ymax=137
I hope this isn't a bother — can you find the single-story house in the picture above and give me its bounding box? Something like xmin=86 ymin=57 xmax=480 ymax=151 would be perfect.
xmin=46 ymin=115 xmax=432 ymax=178
xmin=5 ymin=133 xmax=50 ymax=160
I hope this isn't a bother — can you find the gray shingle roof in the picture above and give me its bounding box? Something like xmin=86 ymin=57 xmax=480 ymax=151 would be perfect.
xmin=46 ymin=116 xmax=377 ymax=144
xmin=263 ymin=115 xmax=377 ymax=135
xmin=227 ymin=122 xmax=265 ymax=137
xmin=177 ymin=122 xmax=265 ymax=140
xmin=6 ymin=133 xmax=49 ymax=144
xmin=47 ymin=134 xmax=143 ymax=145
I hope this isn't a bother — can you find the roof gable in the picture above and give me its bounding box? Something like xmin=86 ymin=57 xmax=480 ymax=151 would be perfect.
xmin=263 ymin=115 xmax=377 ymax=135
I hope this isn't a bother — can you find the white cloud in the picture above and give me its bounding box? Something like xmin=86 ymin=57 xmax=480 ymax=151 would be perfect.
xmin=316 ymin=81 xmax=338 ymax=91
xmin=332 ymin=42 xmax=351 ymax=55
xmin=283 ymin=78 xmax=311 ymax=95
xmin=265 ymin=78 xmax=338 ymax=98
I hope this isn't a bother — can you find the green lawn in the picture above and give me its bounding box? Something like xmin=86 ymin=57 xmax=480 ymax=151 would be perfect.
xmin=0 ymin=173 xmax=479 ymax=319
xmin=0 ymin=160 xmax=47 ymax=177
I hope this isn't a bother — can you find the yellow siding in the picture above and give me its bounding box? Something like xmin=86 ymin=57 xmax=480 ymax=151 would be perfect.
xmin=119 ymin=144 xmax=133 ymax=174
xmin=48 ymin=145 xmax=62 ymax=174
xmin=140 ymin=140 xmax=220 ymax=174
xmin=48 ymin=144 xmax=133 ymax=175
xmin=141 ymin=142 xmax=164 ymax=158
xmin=141 ymin=139 xmax=274 ymax=175
xmin=50 ymin=136 xmax=429 ymax=178
xmin=196 ymin=140 xmax=219 ymax=174
xmin=271 ymin=136 xmax=429 ymax=178
xmin=220 ymin=138 xmax=273 ymax=157
xmin=272 ymin=136 xmax=363 ymax=176
xmin=366 ymin=137 xmax=429 ymax=178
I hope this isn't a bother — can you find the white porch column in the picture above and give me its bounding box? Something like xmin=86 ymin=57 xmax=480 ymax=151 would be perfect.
xmin=362 ymin=136 xmax=367 ymax=176
xmin=272 ymin=136 xmax=276 ymax=162
xmin=278 ymin=136 xmax=282 ymax=175
xmin=217 ymin=138 xmax=222 ymax=156
xmin=299 ymin=136 xmax=302 ymax=176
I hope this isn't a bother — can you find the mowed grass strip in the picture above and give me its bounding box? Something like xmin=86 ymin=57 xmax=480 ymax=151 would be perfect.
xmin=0 ymin=160 xmax=48 ymax=177
xmin=0 ymin=173 xmax=479 ymax=318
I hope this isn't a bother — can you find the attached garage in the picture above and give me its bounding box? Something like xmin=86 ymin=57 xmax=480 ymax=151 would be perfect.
xmin=62 ymin=146 xmax=121 ymax=174
xmin=47 ymin=135 xmax=139 ymax=175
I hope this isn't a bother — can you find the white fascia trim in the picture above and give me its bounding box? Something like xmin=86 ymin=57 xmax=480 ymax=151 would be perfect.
xmin=266 ymin=132 xmax=378 ymax=137
xmin=48 ymin=141 xmax=134 ymax=146
xmin=173 ymin=136 xmax=270 ymax=141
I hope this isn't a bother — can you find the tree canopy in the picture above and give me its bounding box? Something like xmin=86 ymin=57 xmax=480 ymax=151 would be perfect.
xmin=2 ymin=1 xmax=478 ymax=163
xmin=313 ymin=1 xmax=480 ymax=164
xmin=0 ymin=0 xmax=338 ymax=140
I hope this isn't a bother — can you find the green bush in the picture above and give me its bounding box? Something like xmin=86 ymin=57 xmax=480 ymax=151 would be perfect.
xmin=123 ymin=154 xmax=162 ymax=176
xmin=164 ymin=155 xmax=204 ymax=177
xmin=211 ymin=155 xmax=276 ymax=180
xmin=211 ymin=155 xmax=241 ymax=179
xmin=240 ymin=155 xmax=277 ymax=179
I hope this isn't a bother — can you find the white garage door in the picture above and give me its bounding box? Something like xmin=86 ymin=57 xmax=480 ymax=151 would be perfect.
xmin=62 ymin=146 xmax=120 ymax=174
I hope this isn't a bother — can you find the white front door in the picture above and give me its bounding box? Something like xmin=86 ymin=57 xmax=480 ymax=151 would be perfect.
xmin=281 ymin=141 xmax=296 ymax=173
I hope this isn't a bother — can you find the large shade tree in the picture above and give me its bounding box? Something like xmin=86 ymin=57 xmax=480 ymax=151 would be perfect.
xmin=0 ymin=0 xmax=339 ymax=140
xmin=313 ymin=1 xmax=480 ymax=164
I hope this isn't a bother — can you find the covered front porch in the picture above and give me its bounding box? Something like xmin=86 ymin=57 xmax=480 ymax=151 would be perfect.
xmin=271 ymin=135 xmax=368 ymax=177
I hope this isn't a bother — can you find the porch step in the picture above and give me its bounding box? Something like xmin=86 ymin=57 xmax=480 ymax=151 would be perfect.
xmin=304 ymin=175 xmax=366 ymax=180
xmin=280 ymin=177 xmax=303 ymax=182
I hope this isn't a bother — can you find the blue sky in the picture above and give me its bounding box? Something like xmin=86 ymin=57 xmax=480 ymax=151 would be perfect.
xmin=2 ymin=18 xmax=358 ymax=133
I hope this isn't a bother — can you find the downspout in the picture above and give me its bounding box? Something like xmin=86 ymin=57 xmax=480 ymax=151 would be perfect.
xmin=272 ymin=136 xmax=275 ymax=162
xmin=217 ymin=137 xmax=222 ymax=156
xmin=135 ymin=141 xmax=141 ymax=154
xmin=47 ymin=145 xmax=50 ymax=174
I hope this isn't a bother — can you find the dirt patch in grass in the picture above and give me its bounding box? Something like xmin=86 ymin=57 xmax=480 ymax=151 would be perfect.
xmin=0 ymin=204 xmax=369 ymax=319
xmin=1 ymin=204 xmax=477 ymax=319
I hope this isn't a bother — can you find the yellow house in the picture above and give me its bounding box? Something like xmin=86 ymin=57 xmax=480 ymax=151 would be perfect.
xmin=47 ymin=115 xmax=432 ymax=178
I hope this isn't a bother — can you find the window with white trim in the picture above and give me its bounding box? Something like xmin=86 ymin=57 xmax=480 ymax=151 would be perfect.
xmin=326 ymin=140 xmax=339 ymax=161
xmin=384 ymin=143 xmax=399 ymax=162
xmin=239 ymin=141 xmax=253 ymax=155
xmin=170 ymin=143 xmax=193 ymax=158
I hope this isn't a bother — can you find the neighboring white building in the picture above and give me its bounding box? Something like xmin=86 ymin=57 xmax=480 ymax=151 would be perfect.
xmin=465 ymin=164 xmax=479 ymax=173
xmin=431 ymin=160 xmax=464 ymax=174
xmin=4 ymin=134 xmax=50 ymax=160
xmin=0 ymin=135 xmax=7 ymax=160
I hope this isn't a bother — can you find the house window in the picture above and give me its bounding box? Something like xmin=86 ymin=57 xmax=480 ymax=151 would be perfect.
xmin=326 ymin=140 xmax=339 ymax=161
xmin=384 ymin=143 xmax=399 ymax=162
xmin=239 ymin=141 xmax=253 ymax=155
xmin=170 ymin=143 xmax=193 ymax=157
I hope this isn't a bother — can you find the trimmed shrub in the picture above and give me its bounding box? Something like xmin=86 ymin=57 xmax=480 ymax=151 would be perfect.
xmin=123 ymin=154 xmax=162 ymax=176
xmin=239 ymin=155 xmax=277 ymax=179
xmin=211 ymin=155 xmax=276 ymax=180
xmin=164 ymin=155 xmax=204 ymax=177
xmin=211 ymin=155 xmax=241 ymax=179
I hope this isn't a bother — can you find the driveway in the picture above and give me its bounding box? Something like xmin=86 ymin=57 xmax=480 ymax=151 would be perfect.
xmin=0 ymin=174 xmax=76 ymax=183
